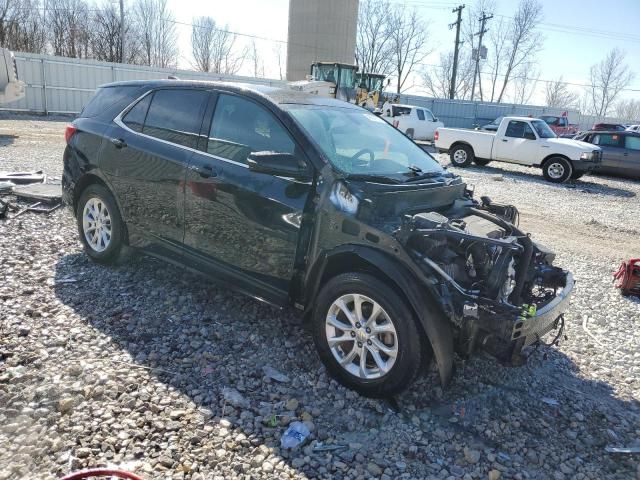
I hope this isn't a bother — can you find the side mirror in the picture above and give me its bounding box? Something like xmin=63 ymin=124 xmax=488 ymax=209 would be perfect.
xmin=433 ymin=117 xmax=439 ymax=122
xmin=524 ymin=132 xmax=536 ymax=140
xmin=247 ymin=151 xmax=311 ymax=180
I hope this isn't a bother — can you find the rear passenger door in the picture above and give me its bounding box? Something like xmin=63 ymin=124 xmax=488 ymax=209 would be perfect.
xmin=589 ymin=133 xmax=625 ymax=172
xmin=182 ymin=92 xmax=314 ymax=304
xmin=101 ymin=87 xmax=208 ymax=256
xmin=622 ymin=136 xmax=640 ymax=178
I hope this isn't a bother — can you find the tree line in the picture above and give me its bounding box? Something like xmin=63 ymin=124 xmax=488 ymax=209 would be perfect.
xmin=357 ymin=0 xmax=637 ymax=119
xmin=2 ymin=0 xmax=637 ymax=119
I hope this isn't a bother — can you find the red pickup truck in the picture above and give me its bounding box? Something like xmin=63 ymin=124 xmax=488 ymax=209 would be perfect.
xmin=539 ymin=113 xmax=578 ymax=137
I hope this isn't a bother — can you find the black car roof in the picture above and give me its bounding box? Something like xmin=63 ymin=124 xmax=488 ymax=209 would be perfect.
xmin=100 ymin=79 xmax=362 ymax=110
xmin=583 ymin=130 xmax=640 ymax=136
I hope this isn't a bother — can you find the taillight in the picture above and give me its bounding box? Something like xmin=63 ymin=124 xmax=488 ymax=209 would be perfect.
xmin=65 ymin=124 xmax=77 ymax=144
xmin=434 ymin=130 xmax=439 ymax=141
xmin=393 ymin=119 xmax=399 ymax=128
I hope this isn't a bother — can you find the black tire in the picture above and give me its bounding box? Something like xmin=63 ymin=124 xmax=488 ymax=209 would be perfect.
xmin=542 ymin=157 xmax=573 ymax=183
xmin=449 ymin=144 xmax=474 ymax=167
xmin=76 ymin=184 xmax=125 ymax=264
xmin=473 ymin=158 xmax=491 ymax=166
xmin=405 ymin=129 xmax=414 ymax=139
xmin=570 ymin=171 xmax=584 ymax=180
xmin=312 ymin=272 xmax=423 ymax=398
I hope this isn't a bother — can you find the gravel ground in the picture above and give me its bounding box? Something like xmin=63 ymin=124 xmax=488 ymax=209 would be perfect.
xmin=1 ymin=114 xmax=639 ymax=480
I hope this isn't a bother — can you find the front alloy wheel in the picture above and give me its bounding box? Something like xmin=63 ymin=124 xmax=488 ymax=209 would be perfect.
xmin=542 ymin=157 xmax=572 ymax=183
xmin=325 ymin=293 xmax=398 ymax=380
xmin=312 ymin=272 xmax=424 ymax=397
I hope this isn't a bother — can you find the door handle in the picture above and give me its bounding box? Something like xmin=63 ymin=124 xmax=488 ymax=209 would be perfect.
xmin=110 ymin=137 xmax=127 ymax=149
xmin=191 ymin=164 xmax=217 ymax=178
xmin=501 ymin=139 xmax=508 ymax=142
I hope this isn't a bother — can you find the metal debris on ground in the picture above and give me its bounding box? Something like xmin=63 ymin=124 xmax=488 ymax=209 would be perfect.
xmin=0 ymin=180 xmax=15 ymax=193
xmin=604 ymin=446 xmax=640 ymax=454
xmin=312 ymin=443 xmax=349 ymax=452
xmin=13 ymin=183 xmax=62 ymax=202
xmin=13 ymin=201 xmax=62 ymax=218
xmin=0 ymin=170 xmax=46 ymax=184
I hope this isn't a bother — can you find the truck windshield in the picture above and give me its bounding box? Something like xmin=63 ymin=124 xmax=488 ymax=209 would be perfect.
xmin=288 ymin=105 xmax=443 ymax=177
xmin=531 ymin=119 xmax=557 ymax=138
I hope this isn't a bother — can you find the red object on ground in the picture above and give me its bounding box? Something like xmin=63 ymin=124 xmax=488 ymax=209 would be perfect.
xmin=613 ymin=258 xmax=640 ymax=296
xmin=60 ymin=469 xmax=145 ymax=480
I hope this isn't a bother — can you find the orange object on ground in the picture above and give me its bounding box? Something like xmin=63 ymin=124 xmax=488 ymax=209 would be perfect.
xmin=613 ymin=258 xmax=640 ymax=296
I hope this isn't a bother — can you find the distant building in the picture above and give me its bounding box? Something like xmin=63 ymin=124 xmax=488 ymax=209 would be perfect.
xmin=286 ymin=0 xmax=359 ymax=81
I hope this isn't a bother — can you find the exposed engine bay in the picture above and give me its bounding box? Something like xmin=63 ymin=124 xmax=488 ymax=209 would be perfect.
xmin=395 ymin=196 xmax=572 ymax=363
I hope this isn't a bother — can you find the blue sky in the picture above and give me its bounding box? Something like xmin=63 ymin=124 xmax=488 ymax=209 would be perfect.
xmin=165 ymin=0 xmax=640 ymax=104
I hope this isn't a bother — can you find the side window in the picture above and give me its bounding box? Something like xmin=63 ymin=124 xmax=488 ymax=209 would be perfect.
xmin=416 ymin=109 xmax=425 ymax=121
xmin=122 ymin=93 xmax=152 ymax=133
xmin=594 ymin=134 xmax=622 ymax=147
xmin=207 ymin=93 xmax=295 ymax=164
xmin=424 ymin=109 xmax=435 ymax=121
xmin=143 ymin=89 xmax=208 ymax=148
xmin=624 ymin=136 xmax=640 ymax=150
xmin=505 ymin=121 xmax=526 ymax=138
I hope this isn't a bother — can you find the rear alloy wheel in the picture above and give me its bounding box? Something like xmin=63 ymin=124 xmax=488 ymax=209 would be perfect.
xmin=542 ymin=157 xmax=572 ymax=183
xmin=76 ymin=184 xmax=125 ymax=264
xmin=449 ymin=144 xmax=474 ymax=167
xmin=312 ymin=273 xmax=423 ymax=397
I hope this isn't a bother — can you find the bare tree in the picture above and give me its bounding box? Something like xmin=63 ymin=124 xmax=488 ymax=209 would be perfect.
xmin=0 ymin=0 xmax=46 ymax=53
xmin=544 ymin=76 xmax=578 ymax=108
xmin=249 ymin=40 xmax=264 ymax=78
xmin=614 ymin=98 xmax=640 ymax=122
xmin=272 ymin=43 xmax=285 ymax=80
xmin=190 ymin=16 xmax=246 ymax=74
xmin=355 ymin=0 xmax=394 ymax=76
xmin=134 ymin=0 xmax=178 ymax=68
xmin=388 ymin=5 xmax=430 ymax=94
xmin=510 ymin=63 xmax=539 ymax=104
xmin=90 ymin=1 xmax=142 ymax=63
xmin=421 ymin=51 xmax=474 ymax=99
xmin=587 ymin=48 xmax=635 ymax=117
xmin=47 ymin=0 xmax=92 ymax=58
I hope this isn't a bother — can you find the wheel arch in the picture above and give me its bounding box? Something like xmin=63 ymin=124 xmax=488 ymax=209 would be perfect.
xmin=450 ymin=141 xmax=475 ymax=155
xmin=73 ymin=172 xmax=130 ymax=244
xmin=539 ymin=153 xmax=571 ymax=168
xmin=304 ymin=245 xmax=454 ymax=386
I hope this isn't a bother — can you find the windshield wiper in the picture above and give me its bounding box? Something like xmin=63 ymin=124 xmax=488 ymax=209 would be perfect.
xmin=403 ymin=171 xmax=446 ymax=183
xmin=405 ymin=164 xmax=423 ymax=175
xmin=345 ymin=174 xmax=402 ymax=184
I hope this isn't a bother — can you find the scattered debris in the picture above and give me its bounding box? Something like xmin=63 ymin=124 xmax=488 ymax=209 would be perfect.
xmin=613 ymin=258 xmax=640 ymax=296
xmin=0 ymin=170 xmax=45 ymax=185
xmin=280 ymin=421 xmax=310 ymax=449
xmin=541 ymin=397 xmax=559 ymax=406
xmin=13 ymin=183 xmax=62 ymax=202
xmin=13 ymin=201 xmax=62 ymax=218
xmin=605 ymin=446 xmax=640 ymax=454
xmin=312 ymin=442 xmax=348 ymax=453
xmin=0 ymin=180 xmax=14 ymax=193
xmin=262 ymin=365 xmax=291 ymax=383
xmin=222 ymin=387 xmax=250 ymax=409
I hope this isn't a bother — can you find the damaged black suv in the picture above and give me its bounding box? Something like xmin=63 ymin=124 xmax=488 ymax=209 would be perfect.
xmin=63 ymin=81 xmax=574 ymax=397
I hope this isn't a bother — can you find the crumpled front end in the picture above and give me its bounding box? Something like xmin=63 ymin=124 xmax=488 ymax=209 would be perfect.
xmin=396 ymin=197 xmax=573 ymax=363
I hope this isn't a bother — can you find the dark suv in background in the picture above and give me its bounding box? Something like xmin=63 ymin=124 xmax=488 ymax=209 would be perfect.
xmin=63 ymin=80 xmax=574 ymax=397
xmin=574 ymin=130 xmax=640 ymax=179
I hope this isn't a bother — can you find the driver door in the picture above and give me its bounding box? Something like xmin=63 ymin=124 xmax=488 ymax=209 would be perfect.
xmin=182 ymin=91 xmax=314 ymax=303
xmin=493 ymin=120 xmax=540 ymax=165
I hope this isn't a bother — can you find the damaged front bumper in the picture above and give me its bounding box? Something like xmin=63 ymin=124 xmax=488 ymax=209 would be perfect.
xmin=511 ymin=271 xmax=574 ymax=347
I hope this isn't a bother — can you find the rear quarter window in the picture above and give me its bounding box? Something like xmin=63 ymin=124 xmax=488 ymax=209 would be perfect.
xmin=80 ymin=86 xmax=141 ymax=118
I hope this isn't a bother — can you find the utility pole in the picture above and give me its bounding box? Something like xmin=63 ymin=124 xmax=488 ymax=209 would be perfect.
xmin=470 ymin=11 xmax=492 ymax=101
xmin=119 ymin=0 xmax=125 ymax=63
xmin=448 ymin=4 xmax=465 ymax=100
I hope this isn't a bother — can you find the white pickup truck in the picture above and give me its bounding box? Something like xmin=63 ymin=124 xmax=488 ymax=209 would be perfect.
xmin=381 ymin=103 xmax=444 ymax=141
xmin=435 ymin=116 xmax=602 ymax=183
